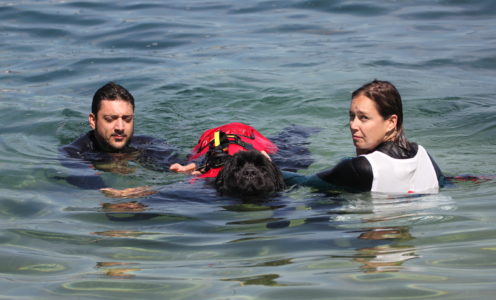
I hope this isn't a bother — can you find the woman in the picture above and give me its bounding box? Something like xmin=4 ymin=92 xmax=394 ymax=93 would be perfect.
xmin=285 ymin=80 xmax=444 ymax=194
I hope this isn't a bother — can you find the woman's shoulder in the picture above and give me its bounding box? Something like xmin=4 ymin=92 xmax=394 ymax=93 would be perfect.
xmin=316 ymin=156 xmax=373 ymax=191
xmin=374 ymin=141 xmax=419 ymax=159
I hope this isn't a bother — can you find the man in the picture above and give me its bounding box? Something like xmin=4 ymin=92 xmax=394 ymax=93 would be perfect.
xmin=88 ymin=81 xmax=136 ymax=152
xmin=60 ymin=82 xmax=178 ymax=190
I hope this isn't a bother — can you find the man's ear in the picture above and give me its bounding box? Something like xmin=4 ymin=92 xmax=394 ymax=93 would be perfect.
xmin=88 ymin=113 xmax=96 ymax=129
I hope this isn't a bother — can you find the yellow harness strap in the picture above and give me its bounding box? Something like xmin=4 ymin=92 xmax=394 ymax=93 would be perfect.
xmin=214 ymin=131 xmax=221 ymax=147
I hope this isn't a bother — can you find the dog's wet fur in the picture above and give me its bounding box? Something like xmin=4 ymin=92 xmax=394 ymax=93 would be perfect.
xmin=215 ymin=150 xmax=285 ymax=199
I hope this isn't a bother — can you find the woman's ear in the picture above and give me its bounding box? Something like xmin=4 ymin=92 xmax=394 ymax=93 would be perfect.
xmin=387 ymin=114 xmax=398 ymax=132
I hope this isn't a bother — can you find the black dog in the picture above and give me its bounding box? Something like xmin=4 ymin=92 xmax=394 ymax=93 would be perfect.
xmin=215 ymin=150 xmax=285 ymax=199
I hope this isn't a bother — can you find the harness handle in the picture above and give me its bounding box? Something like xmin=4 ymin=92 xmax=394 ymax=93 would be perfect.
xmin=195 ymin=131 xmax=254 ymax=174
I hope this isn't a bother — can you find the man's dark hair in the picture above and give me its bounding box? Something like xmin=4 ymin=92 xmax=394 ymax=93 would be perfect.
xmin=92 ymin=82 xmax=135 ymax=115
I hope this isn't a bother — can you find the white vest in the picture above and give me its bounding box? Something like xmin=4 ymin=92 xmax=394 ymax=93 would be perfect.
xmin=363 ymin=145 xmax=439 ymax=194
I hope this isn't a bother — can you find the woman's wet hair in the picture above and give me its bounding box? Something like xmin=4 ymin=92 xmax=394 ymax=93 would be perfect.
xmin=352 ymin=80 xmax=409 ymax=150
xmin=92 ymin=82 xmax=135 ymax=115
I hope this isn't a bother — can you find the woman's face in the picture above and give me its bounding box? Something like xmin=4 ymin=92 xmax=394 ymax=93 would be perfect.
xmin=349 ymin=95 xmax=397 ymax=155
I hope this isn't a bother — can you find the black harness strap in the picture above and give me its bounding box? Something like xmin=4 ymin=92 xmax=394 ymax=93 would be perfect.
xmin=196 ymin=131 xmax=255 ymax=174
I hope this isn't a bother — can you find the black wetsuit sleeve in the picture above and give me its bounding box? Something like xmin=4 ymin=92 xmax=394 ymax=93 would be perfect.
xmin=58 ymin=151 xmax=107 ymax=190
xmin=131 ymin=136 xmax=183 ymax=171
xmin=316 ymin=156 xmax=373 ymax=192
xmin=58 ymin=156 xmax=107 ymax=189
xmin=65 ymin=173 xmax=106 ymax=190
xmin=282 ymin=171 xmax=338 ymax=191
xmin=282 ymin=156 xmax=373 ymax=192
xmin=428 ymin=153 xmax=445 ymax=188
xmin=269 ymin=124 xmax=320 ymax=172
xmin=58 ymin=133 xmax=107 ymax=190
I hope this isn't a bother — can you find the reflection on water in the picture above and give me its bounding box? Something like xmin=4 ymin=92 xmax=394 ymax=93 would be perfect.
xmin=93 ymin=160 xmax=138 ymax=175
xmin=92 ymin=230 xmax=156 ymax=238
xmin=223 ymin=273 xmax=285 ymax=287
xmin=332 ymin=193 xmax=455 ymax=276
xmin=96 ymin=262 xmax=141 ymax=278
xmin=101 ymin=201 xmax=148 ymax=212
xmin=354 ymin=227 xmax=417 ymax=273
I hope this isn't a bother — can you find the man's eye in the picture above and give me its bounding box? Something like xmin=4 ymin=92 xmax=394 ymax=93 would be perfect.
xmin=104 ymin=116 xmax=115 ymax=122
xmin=123 ymin=116 xmax=133 ymax=122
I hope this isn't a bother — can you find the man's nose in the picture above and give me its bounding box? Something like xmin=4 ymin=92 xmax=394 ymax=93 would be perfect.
xmin=115 ymin=117 xmax=125 ymax=130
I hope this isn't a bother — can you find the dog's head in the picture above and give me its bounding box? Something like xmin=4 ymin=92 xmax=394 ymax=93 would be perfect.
xmin=215 ymin=150 xmax=285 ymax=199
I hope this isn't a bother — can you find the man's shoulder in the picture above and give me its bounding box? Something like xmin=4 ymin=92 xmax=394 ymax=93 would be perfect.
xmin=129 ymin=134 xmax=172 ymax=149
xmin=128 ymin=134 xmax=180 ymax=169
xmin=60 ymin=131 xmax=95 ymax=157
xmin=129 ymin=134 xmax=159 ymax=144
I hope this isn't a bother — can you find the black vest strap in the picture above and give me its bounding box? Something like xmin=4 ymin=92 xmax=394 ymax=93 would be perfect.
xmin=196 ymin=131 xmax=255 ymax=173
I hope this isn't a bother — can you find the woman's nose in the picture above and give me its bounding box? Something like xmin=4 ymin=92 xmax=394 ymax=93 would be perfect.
xmin=349 ymin=117 xmax=358 ymax=130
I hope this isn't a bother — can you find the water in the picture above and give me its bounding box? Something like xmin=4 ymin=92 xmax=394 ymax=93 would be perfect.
xmin=1 ymin=0 xmax=495 ymax=299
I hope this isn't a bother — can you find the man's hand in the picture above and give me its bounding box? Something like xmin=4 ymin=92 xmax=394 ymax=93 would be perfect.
xmin=170 ymin=163 xmax=197 ymax=174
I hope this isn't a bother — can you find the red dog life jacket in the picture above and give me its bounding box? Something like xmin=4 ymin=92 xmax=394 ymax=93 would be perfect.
xmin=189 ymin=122 xmax=278 ymax=178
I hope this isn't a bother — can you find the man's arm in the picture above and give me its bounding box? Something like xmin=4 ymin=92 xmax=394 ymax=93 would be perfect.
xmin=170 ymin=162 xmax=199 ymax=174
xmin=59 ymin=154 xmax=107 ymax=189
xmin=58 ymin=132 xmax=107 ymax=189
xmin=131 ymin=135 xmax=183 ymax=172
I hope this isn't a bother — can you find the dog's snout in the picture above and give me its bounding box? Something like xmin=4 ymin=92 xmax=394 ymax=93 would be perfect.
xmin=242 ymin=167 xmax=258 ymax=178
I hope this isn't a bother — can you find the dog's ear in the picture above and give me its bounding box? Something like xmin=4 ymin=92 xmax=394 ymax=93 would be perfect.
xmin=214 ymin=162 xmax=228 ymax=195
xmin=214 ymin=153 xmax=236 ymax=195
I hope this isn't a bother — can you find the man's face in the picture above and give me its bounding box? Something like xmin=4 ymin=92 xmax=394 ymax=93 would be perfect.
xmin=88 ymin=99 xmax=134 ymax=152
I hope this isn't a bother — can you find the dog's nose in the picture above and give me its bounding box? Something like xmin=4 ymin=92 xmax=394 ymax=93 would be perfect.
xmin=243 ymin=167 xmax=258 ymax=178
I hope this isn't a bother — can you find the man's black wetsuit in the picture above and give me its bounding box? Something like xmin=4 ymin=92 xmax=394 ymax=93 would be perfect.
xmin=59 ymin=130 xmax=178 ymax=189
xmin=283 ymin=141 xmax=444 ymax=193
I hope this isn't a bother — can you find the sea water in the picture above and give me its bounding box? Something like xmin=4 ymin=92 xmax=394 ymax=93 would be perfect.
xmin=1 ymin=0 xmax=495 ymax=299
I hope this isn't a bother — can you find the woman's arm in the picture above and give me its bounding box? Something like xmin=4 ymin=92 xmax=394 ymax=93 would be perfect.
xmin=282 ymin=171 xmax=338 ymax=191
xmin=316 ymin=156 xmax=373 ymax=192
xmin=283 ymin=156 xmax=373 ymax=192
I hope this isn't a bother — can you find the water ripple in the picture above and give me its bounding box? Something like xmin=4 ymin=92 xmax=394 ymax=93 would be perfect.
xmin=294 ymin=0 xmax=391 ymax=16
xmin=1 ymin=7 xmax=104 ymax=26
xmin=399 ymin=1 xmax=496 ymax=19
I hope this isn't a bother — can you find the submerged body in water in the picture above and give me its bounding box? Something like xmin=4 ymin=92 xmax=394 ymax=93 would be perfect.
xmin=284 ymin=141 xmax=444 ymax=194
xmin=59 ymin=130 xmax=179 ymax=189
